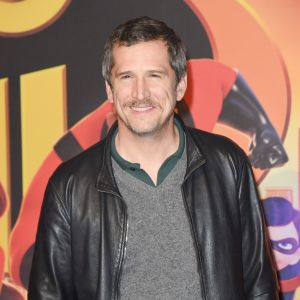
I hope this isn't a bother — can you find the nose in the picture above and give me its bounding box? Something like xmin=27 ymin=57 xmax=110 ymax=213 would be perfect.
xmin=133 ymin=77 xmax=150 ymax=100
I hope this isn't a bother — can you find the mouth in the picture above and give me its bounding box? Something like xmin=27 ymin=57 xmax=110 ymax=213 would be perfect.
xmin=131 ymin=105 xmax=154 ymax=112
xmin=127 ymin=99 xmax=157 ymax=113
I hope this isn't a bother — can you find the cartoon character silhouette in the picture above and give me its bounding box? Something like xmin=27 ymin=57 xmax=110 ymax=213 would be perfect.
xmin=182 ymin=59 xmax=288 ymax=168
xmin=263 ymin=197 xmax=300 ymax=300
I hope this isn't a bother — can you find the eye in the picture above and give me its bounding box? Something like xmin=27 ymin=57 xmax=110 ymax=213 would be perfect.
xmin=119 ymin=74 xmax=132 ymax=80
xmin=278 ymin=242 xmax=293 ymax=250
xmin=271 ymin=238 xmax=298 ymax=254
xmin=149 ymin=73 xmax=161 ymax=78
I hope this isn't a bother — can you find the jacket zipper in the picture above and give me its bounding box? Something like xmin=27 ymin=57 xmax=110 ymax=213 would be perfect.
xmin=114 ymin=197 xmax=128 ymax=300
xmin=181 ymin=185 xmax=207 ymax=300
xmin=98 ymin=189 xmax=128 ymax=300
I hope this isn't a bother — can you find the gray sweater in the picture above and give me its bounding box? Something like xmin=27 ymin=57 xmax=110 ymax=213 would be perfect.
xmin=112 ymin=147 xmax=202 ymax=299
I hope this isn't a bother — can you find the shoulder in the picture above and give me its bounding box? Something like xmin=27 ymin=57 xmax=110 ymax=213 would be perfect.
xmin=186 ymin=127 xmax=249 ymax=172
xmin=187 ymin=127 xmax=244 ymax=154
xmin=49 ymin=138 xmax=107 ymax=188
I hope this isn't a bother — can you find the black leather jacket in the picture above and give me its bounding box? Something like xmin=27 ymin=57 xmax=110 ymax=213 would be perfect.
xmin=28 ymin=119 xmax=279 ymax=300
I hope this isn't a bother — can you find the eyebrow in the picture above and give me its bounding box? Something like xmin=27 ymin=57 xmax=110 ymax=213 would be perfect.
xmin=115 ymin=69 xmax=167 ymax=77
xmin=115 ymin=71 xmax=133 ymax=77
xmin=147 ymin=69 xmax=166 ymax=73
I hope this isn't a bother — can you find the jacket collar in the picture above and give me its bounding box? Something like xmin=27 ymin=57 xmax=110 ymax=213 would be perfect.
xmin=175 ymin=114 xmax=207 ymax=180
xmin=95 ymin=114 xmax=206 ymax=193
xmin=95 ymin=121 xmax=121 ymax=195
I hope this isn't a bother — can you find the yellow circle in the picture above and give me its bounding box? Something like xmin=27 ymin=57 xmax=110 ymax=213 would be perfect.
xmin=0 ymin=0 xmax=71 ymax=37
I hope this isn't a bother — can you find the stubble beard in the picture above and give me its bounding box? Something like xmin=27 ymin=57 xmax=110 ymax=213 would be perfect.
xmin=118 ymin=98 xmax=174 ymax=138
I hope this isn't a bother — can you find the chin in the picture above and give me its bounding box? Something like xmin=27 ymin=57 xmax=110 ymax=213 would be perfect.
xmin=127 ymin=121 xmax=163 ymax=136
xmin=130 ymin=127 xmax=160 ymax=137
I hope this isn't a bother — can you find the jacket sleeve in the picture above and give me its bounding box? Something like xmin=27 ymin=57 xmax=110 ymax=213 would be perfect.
xmin=28 ymin=179 xmax=73 ymax=300
xmin=237 ymin=157 xmax=279 ymax=300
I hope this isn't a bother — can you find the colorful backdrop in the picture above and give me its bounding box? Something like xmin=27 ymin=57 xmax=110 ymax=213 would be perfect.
xmin=0 ymin=1 xmax=299 ymax=299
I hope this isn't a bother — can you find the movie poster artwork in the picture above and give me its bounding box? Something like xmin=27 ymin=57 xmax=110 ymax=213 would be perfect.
xmin=0 ymin=1 xmax=299 ymax=298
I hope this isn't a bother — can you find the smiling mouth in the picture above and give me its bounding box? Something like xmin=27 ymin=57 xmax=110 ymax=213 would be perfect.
xmin=131 ymin=106 xmax=154 ymax=112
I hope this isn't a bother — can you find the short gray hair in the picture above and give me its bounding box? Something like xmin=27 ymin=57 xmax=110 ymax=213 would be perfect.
xmin=102 ymin=16 xmax=187 ymax=86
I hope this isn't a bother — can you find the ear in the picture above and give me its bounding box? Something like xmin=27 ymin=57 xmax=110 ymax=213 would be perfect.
xmin=105 ymin=81 xmax=114 ymax=103
xmin=176 ymin=73 xmax=187 ymax=102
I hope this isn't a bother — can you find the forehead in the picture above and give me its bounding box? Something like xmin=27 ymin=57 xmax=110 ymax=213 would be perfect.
xmin=111 ymin=40 xmax=170 ymax=71
xmin=268 ymin=222 xmax=299 ymax=241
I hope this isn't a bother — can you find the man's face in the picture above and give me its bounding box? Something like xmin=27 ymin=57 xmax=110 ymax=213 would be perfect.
xmin=105 ymin=40 xmax=187 ymax=137
xmin=268 ymin=222 xmax=300 ymax=270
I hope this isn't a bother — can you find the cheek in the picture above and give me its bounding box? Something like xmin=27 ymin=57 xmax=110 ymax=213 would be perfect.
xmin=274 ymin=255 xmax=288 ymax=270
xmin=148 ymin=80 xmax=173 ymax=93
xmin=274 ymin=251 xmax=296 ymax=269
xmin=149 ymin=85 xmax=176 ymax=103
xmin=113 ymin=87 xmax=132 ymax=103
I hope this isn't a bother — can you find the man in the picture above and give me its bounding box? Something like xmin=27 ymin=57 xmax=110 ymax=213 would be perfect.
xmin=28 ymin=16 xmax=278 ymax=299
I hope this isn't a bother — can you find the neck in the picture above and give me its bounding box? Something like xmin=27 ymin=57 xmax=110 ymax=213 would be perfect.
xmin=115 ymin=118 xmax=179 ymax=184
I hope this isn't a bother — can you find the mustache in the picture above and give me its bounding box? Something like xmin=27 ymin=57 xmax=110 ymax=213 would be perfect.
xmin=124 ymin=98 xmax=158 ymax=108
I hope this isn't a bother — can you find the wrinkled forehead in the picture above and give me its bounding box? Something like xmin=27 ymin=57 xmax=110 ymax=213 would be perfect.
xmin=112 ymin=39 xmax=169 ymax=62
xmin=111 ymin=40 xmax=171 ymax=71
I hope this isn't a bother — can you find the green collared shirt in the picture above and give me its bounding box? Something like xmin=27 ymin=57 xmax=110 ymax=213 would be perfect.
xmin=111 ymin=118 xmax=185 ymax=187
